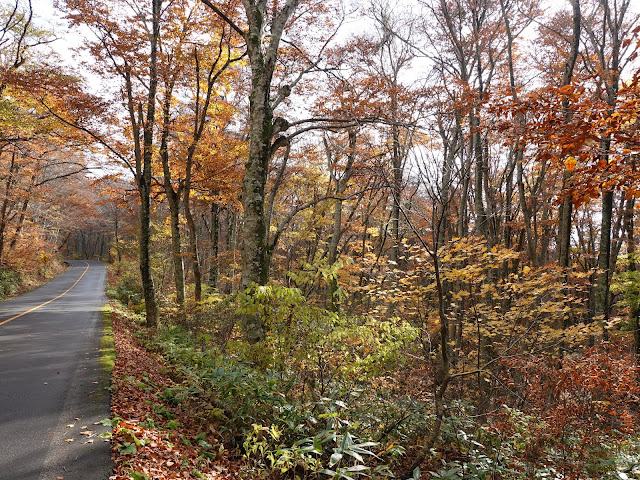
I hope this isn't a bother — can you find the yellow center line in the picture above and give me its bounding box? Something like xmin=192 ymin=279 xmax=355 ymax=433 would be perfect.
xmin=0 ymin=262 xmax=90 ymax=327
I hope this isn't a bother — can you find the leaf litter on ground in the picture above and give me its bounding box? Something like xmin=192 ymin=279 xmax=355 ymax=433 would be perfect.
xmin=108 ymin=308 xmax=239 ymax=480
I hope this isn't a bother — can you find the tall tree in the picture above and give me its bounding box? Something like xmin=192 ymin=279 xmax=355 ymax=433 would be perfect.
xmin=139 ymin=0 xmax=161 ymax=328
xmin=155 ymin=3 xmax=244 ymax=315
xmin=369 ymin=2 xmax=418 ymax=264
xmin=62 ymin=0 xmax=163 ymax=327
xmin=583 ymin=0 xmax=637 ymax=319
xmin=557 ymin=0 xmax=582 ymax=273
xmin=203 ymin=0 xmax=311 ymax=341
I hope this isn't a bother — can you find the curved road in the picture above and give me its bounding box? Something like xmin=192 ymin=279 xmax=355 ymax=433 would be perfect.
xmin=0 ymin=260 xmax=112 ymax=480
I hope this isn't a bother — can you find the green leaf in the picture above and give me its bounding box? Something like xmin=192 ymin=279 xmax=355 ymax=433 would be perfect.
xmin=330 ymin=452 xmax=343 ymax=466
xmin=347 ymin=450 xmax=366 ymax=462
xmin=129 ymin=472 xmax=151 ymax=480
xmin=340 ymin=432 xmax=354 ymax=451
xmin=198 ymin=439 xmax=212 ymax=449
xmin=347 ymin=464 xmax=370 ymax=472
xmin=164 ymin=420 xmax=179 ymax=430
xmin=318 ymin=469 xmax=337 ymax=476
xmin=100 ymin=416 xmax=120 ymax=428
xmin=119 ymin=442 xmax=137 ymax=454
xmin=352 ymin=441 xmax=378 ymax=449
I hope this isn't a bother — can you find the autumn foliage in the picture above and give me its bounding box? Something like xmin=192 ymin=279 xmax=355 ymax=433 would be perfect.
xmin=6 ymin=0 xmax=640 ymax=478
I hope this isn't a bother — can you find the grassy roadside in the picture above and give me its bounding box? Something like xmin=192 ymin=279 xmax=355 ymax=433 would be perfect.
xmin=100 ymin=305 xmax=115 ymax=373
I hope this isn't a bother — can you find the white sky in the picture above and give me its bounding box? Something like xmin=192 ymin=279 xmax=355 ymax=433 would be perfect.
xmin=25 ymin=0 xmax=640 ymax=98
xmin=31 ymin=0 xmax=73 ymax=53
xmin=28 ymin=0 xmax=104 ymax=93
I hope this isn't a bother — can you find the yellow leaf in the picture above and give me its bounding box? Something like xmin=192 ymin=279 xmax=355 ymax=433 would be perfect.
xmin=565 ymin=156 xmax=577 ymax=172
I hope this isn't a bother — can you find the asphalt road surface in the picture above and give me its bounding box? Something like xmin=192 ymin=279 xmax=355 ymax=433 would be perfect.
xmin=0 ymin=260 xmax=112 ymax=480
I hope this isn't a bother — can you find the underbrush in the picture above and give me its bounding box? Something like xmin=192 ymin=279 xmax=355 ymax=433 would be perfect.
xmin=0 ymin=267 xmax=21 ymax=298
xmin=106 ymin=265 xmax=640 ymax=479
xmin=106 ymin=260 xmax=144 ymax=308
xmin=130 ymin=314 xmax=640 ymax=479
xmin=137 ymin=294 xmax=421 ymax=479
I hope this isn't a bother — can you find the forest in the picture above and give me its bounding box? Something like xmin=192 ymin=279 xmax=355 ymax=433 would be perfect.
xmin=1 ymin=0 xmax=640 ymax=478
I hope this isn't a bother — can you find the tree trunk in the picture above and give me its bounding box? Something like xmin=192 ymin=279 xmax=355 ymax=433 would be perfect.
xmin=390 ymin=122 xmax=402 ymax=263
xmin=326 ymin=131 xmax=357 ymax=311
xmin=585 ymin=0 xmax=626 ymax=322
xmin=240 ymin=64 xmax=273 ymax=292
xmin=437 ymin=116 xmax=460 ymax=249
xmin=139 ymin=0 xmax=161 ymax=329
xmin=113 ymin=207 xmax=121 ymax=263
xmin=236 ymin=0 xmax=300 ymax=342
xmin=471 ymin=114 xmax=488 ymax=238
xmin=458 ymin=153 xmax=471 ymax=238
xmin=499 ymin=0 xmax=535 ymax=265
xmin=517 ymin=148 xmax=536 ymax=266
xmin=558 ymin=181 xmax=573 ymax=270
xmin=557 ymin=0 xmax=581 ymax=271
xmin=623 ymin=196 xmax=640 ymax=355
xmin=225 ymin=210 xmax=237 ymax=294
xmin=184 ymin=193 xmax=202 ymax=303
xmin=9 ymin=171 xmax=35 ymax=252
xmin=160 ymin=81 xmax=186 ymax=322
xmin=624 ymin=197 xmax=636 ymax=269
xmin=611 ymin=191 xmax=627 ymax=270
xmin=504 ymin=148 xmax=516 ymax=249
xmin=208 ymin=202 xmax=219 ymax=289
xmin=539 ymin=178 xmax=551 ymax=266
xmin=594 ymin=188 xmax=614 ymax=319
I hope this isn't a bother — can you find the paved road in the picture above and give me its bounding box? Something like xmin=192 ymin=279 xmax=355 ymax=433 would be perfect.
xmin=0 ymin=260 xmax=112 ymax=480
